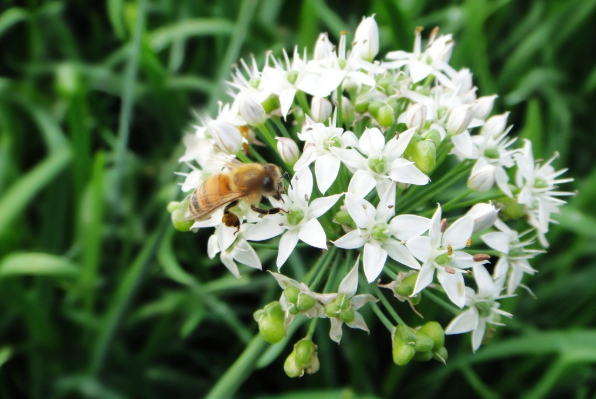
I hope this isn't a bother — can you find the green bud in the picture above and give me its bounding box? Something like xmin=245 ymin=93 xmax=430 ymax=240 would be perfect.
xmin=412 ymin=350 xmax=434 ymax=362
xmin=423 ymin=129 xmax=442 ymax=148
xmin=284 ymin=285 xmax=300 ymax=304
xmin=167 ymin=201 xmax=180 ymax=214
xmin=171 ymin=214 xmax=194 ymax=232
xmin=284 ymin=352 xmax=303 ymax=378
xmin=334 ymin=209 xmax=356 ymax=228
xmin=403 ymin=132 xmax=422 ymax=160
xmin=377 ymin=76 xmax=394 ymax=90
xmin=498 ymin=197 xmax=526 ymax=220
xmin=261 ymin=94 xmax=280 ymax=114
xmin=288 ymin=305 xmax=299 ymax=315
xmin=375 ymin=104 xmax=396 ymax=127
xmin=294 ymin=339 xmax=316 ymax=368
xmin=414 ymin=334 xmax=435 ymax=353
xmin=287 ymin=208 xmax=305 ymax=226
xmin=286 ymin=70 xmax=299 ymax=85
xmin=484 ymin=147 xmax=500 ymax=160
xmin=339 ymin=308 xmax=355 ymax=323
xmin=394 ymin=273 xmax=418 ymax=297
xmin=411 ymin=140 xmax=436 ymax=175
xmin=392 ymin=332 xmax=416 ymax=366
xmin=258 ymin=301 xmax=285 ymax=344
xmin=433 ymin=346 xmax=448 ymax=363
xmin=355 ymin=91 xmax=386 ymax=114
xmin=409 ymin=293 xmax=421 ymax=305
xmin=386 ymin=98 xmax=400 ymax=114
xmin=418 ymin=321 xmax=445 ymax=351
xmin=368 ymin=156 xmax=387 ymax=174
xmin=297 ymin=293 xmax=316 ymax=311
xmin=475 ymin=301 xmax=493 ymax=318
xmin=396 ymin=325 xmax=417 ymax=344
xmin=324 ymin=303 xmax=341 ymax=318
xmin=370 ymin=223 xmax=390 ymax=242
xmin=368 ymin=100 xmax=384 ymax=116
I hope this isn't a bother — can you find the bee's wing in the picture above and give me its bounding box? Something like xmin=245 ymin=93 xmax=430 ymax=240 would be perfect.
xmin=173 ymin=194 xmax=199 ymax=222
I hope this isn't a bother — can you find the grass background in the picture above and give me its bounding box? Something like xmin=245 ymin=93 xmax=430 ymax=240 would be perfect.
xmin=1 ymin=0 xmax=596 ymax=398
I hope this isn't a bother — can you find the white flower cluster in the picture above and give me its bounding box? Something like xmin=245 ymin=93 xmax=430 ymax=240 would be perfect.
xmin=172 ymin=15 xmax=574 ymax=363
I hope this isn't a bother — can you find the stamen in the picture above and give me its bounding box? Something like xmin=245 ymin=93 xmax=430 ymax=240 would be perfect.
xmin=362 ymin=204 xmax=367 ymax=210
xmin=473 ymin=254 xmax=491 ymax=262
xmin=440 ymin=218 xmax=447 ymax=233
xmin=388 ymin=205 xmax=394 ymax=209
xmin=447 ymin=245 xmax=452 ymax=256
xmin=445 ymin=266 xmax=455 ymax=274
xmin=466 ymin=237 xmax=472 ymax=247
xmin=304 ymin=194 xmax=309 ymax=202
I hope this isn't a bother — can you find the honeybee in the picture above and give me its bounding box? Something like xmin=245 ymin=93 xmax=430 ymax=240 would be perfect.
xmin=175 ymin=158 xmax=288 ymax=232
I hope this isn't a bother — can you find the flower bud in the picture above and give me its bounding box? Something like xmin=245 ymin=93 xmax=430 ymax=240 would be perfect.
xmin=208 ymin=121 xmax=243 ymax=155
xmin=333 ymin=209 xmax=356 ymax=229
xmin=413 ymin=350 xmax=434 ymax=362
xmin=261 ymin=94 xmax=280 ymax=114
xmin=471 ymin=95 xmax=497 ymax=120
xmin=414 ymin=334 xmax=435 ymax=353
xmin=403 ymin=132 xmax=422 ymax=160
xmin=285 ymin=339 xmax=320 ymax=377
xmin=284 ymin=352 xmax=303 ymax=378
xmin=411 ymin=140 xmax=436 ymax=175
xmin=310 ymin=96 xmax=332 ymax=123
xmin=284 ymin=285 xmax=300 ymax=304
xmin=354 ymin=15 xmax=379 ymax=62
xmin=406 ymin=103 xmax=427 ymax=132
xmin=276 ymin=137 xmax=300 ymax=166
xmin=297 ymin=293 xmax=316 ymax=311
xmin=170 ymin=202 xmax=194 ymax=232
xmin=418 ymin=321 xmax=445 ymax=351
xmin=447 ymin=104 xmax=473 ymax=136
xmin=433 ymin=346 xmax=448 ymax=363
xmin=373 ymin=104 xmax=395 ymax=127
xmin=498 ymin=197 xmax=526 ymax=220
xmin=341 ymin=96 xmax=355 ymax=126
xmin=354 ymin=90 xmax=386 ymax=114
xmin=255 ymin=301 xmax=285 ymax=344
xmin=468 ymin=164 xmax=496 ymax=192
xmin=313 ymin=33 xmax=334 ymax=60
xmin=483 ymin=112 xmax=509 ymax=137
xmin=339 ymin=308 xmax=355 ymax=323
xmin=238 ymin=93 xmax=267 ymax=126
xmin=392 ymin=325 xmax=417 ymax=366
xmin=394 ymin=272 xmax=418 ymax=297
xmin=466 ymin=203 xmax=499 ymax=233
xmin=368 ymin=100 xmax=384 ymax=116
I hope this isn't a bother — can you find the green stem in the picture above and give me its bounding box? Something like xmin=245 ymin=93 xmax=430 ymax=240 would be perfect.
xmin=306 ymin=318 xmax=318 ymax=340
xmin=248 ymin=145 xmax=267 ymax=164
xmin=256 ymin=123 xmax=290 ymax=170
xmin=309 ymin=246 xmax=339 ymax=291
xmin=423 ymin=288 xmax=460 ymax=315
xmin=296 ymin=90 xmax=311 ymax=116
xmin=235 ymin=151 xmax=252 ymax=163
xmin=370 ymin=301 xmax=394 ymax=332
xmin=270 ymin=118 xmax=292 ymax=139
xmin=303 ymin=247 xmax=336 ymax=287
xmin=441 ymin=188 xmax=473 ymax=210
xmin=372 ymin=285 xmax=405 ymax=326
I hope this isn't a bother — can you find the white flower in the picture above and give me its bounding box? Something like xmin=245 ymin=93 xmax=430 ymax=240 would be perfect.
xmin=311 ymin=96 xmax=333 ymax=123
xmin=276 ymin=137 xmax=300 ymax=165
xmin=514 ymin=139 xmax=574 ymax=247
xmin=353 ymin=15 xmax=379 ymax=62
xmin=313 ymin=33 xmax=335 ymax=60
xmin=447 ymin=104 xmax=474 ymax=136
xmin=332 ymin=127 xmax=429 ymax=197
xmin=383 ymin=28 xmax=456 ymax=89
xmin=445 ymin=264 xmax=512 ymax=352
xmin=466 ymin=203 xmax=499 ymax=233
xmin=293 ymin=110 xmax=358 ymax=194
xmin=237 ymin=92 xmax=267 ymax=126
xmin=471 ymin=95 xmax=498 ymax=121
xmin=208 ymin=224 xmax=261 ymax=278
xmin=406 ymin=205 xmax=481 ymax=308
xmin=269 ymin=272 xmax=325 ymax=329
xmin=482 ymin=219 xmax=543 ymax=295
xmin=245 ymin=167 xmax=342 ymax=268
xmin=405 ymin=103 xmax=427 ymax=132
xmin=313 ymin=256 xmax=377 ymax=343
xmin=208 ymin=120 xmax=243 ymax=155
xmin=333 ymin=185 xmax=430 ymax=282
xmin=227 ymin=56 xmax=272 ymax=104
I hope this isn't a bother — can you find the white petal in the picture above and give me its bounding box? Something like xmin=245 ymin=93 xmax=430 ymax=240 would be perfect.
xmin=359 ymin=127 xmax=385 ymax=156
xmin=338 ymin=255 xmax=360 ymax=297
xmin=330 ymin=148 xmax=366 ymax=170
xmin=495 ymin=166 xmax=513 ymax=197
xmin=451 ymin=131 xmax=474 ymax=158
xmin=276 ymin=229 xmax=300 ymax=269
xmin=450 ymin=251 xmax=476 ymax=269
xmin=232 ymin=239 xmax=262 ymax=270
xmin=350 ymin=294 xmax=377 ymax=310
xmin=409 ymin=60 xmax=433 ymax=83
xmin=376 ymin=182 xmax=396 ymax=220
xmin=389 ymin=215 xmax=430 ymax=241
xmin=437 ymin=268 xmax=466 ymax=308
xmin=269 ymin=271 xmax=300 ymax=290
xmin=333 ymin=230 xmax=367 ymax=249
xmin=481 ymin=232 xmax=510 ymax=254
xmin=288 ymin=166 xmax=313 ymax=204
xmin=363 ymin=242 xmax=388 ymax=283
xmin=383 ymin=240 xmax=420 ymax=269
xmin=207 ymin=234 xmax=220 ymax=259
xmin=245 ymin=216 xmax=285 ymax=241
xmin=220 ymin=253 xmax=241 ymax=278
xmin=218 ymin=224 xmax=238 ymax=252
xmin=279 ymin=88 xmax=297 ymax=119
xmin=341 ymin=130 xmax=359 ymax=148
xmin=346 ymin=311 xmax=370 ymax=333
xmin=346 ymin=193 xmax=376 ymax=229
xmin=507 ymin=266 xmax=525 ymax=295
xmin=298 ymin=218 xmax=327 ymax=249
xmin=315 ymin=153 xmax=340 ymax=194
xmin=413 ymin=261 xmax=435 ymax=294
xmin=388 ymin=158 xmax=429 ymax=185
xmin=445 ymin=307 xmax=479 ymax=334
xmin=297 ymin=74 xmax=332 ymax=97
xmin=405 ymin=236 xmax=431 ymax=262
xmin=348 ymin=170 xmax=377 ymax=197
xmin=329 ymin=317 xmax=344 ymax=343
xmin=473 ymin=264 xmax=495 ymax=297
xmin=472 ymin=319 xmax=487 ymax=352
xmin=309 ymin=193 xmax=343 ymax=218
xmin=493 ymin=256 xmax=509 ymax=280
xmin=293 ymin=145 xmax=318 ymax=171
xmin=384 ymin=128 xmax=415 ymax=160
xmin=443 ymin=215 xmax=474 ymax=250
xmin=429 ymin=205 xmax=442 ymax=248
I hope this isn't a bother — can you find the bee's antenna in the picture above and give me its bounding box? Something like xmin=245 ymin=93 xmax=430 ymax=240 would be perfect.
xmin=282 ymin=171 xmax=293 ymax=189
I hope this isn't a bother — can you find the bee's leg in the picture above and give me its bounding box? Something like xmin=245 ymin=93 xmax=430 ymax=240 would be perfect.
xmin=222 ymin=200 xmax=241 ymax=234
xmin=250 ymin=205 xmax=288 ymax=215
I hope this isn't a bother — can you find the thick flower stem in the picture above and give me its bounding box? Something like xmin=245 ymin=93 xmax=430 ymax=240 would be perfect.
xmin=271 ymin=117 xmax=294 ymax=140
xmin=372 ymin=284 xmax=406 ymax=326
xmin=256 ymin=123 xmax=290 ymax=169
xmin=304 ymin=246 xmax=337 ymax=288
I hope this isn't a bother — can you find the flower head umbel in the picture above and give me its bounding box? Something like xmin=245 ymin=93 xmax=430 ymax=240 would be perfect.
xmin=246 ymin=167 xmax=342 ymax=268
xmin=333 ymin=185 xmax=430 ymax=282
xmin=407 ymin=205 xmax=484 ymax=308
xmin=270 ymin=272 xmax=325 ymax=330
xmin=445 ymin=265 xmax=512 ymax=352
xmin=314 ymin=256 xmax=377 ymax=343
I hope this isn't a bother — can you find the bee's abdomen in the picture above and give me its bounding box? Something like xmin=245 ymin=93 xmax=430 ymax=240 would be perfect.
xmin=189 ymin=174 xmax=231 ymax=218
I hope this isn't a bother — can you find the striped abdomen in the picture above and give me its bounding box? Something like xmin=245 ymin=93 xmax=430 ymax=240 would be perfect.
xmin=189 ymin=173 xmax=239 ymax=220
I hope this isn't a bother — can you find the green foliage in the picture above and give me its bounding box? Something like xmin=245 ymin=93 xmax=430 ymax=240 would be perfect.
xmin=0 ymin=0 xmax=594 ymax=398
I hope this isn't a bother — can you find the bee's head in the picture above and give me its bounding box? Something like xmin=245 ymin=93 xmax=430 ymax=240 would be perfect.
xmin=263 ymin=164 xmax=285 ymax=202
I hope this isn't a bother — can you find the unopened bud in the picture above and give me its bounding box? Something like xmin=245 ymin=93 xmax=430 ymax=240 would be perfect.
xmin=255 ymin=301 xmax=285 ymax=344
xmin=473 ymin=254 xmax=491 ymax=262
xmin=392 ymin=325 xmax=417 ymax=366
xmin=394 ymin=272 xmax=418 ymax=297
xmin=410 ymin=140 xmax=436 ymax=174
xmin=418 ymin=321 xmax=445 ymax=351
xmin=468 ymin=164 xmax=497 ymax=192
xmin=414 ymin=334 xmax=435 ymax=353
xmin=276 ymin=137 xmax=300 ymax=165
xmin=208 ymin=121 xmax=243 ymax=155
xmin=447 ymin=104 xmax=473 ymax=136
xmin=406 ymin=103 xmax=427 ymax=132
xmin=297 ymin=293 xmax=316 ymax=311
xmin=261 ymin=94 xmax=280 ymax=114
xmin=483 ymin=112 xmax=509 ymax=137
xmin=471 ymin=95 xmax=498 ymax=120
xmin=238 ymin=92 xmax=267 ymax=126
xmin=294 ymin=339 xmax=317 ymax=369
xmin=313 ymin=33 xmax=334 ymax=60
xmin=433 ymin=346 xmax=448 ymax=363
xmin=310 ymin=96 xmax=333 ymax=123
xmin=341 ymin=96 xmax=355 ymax=126
xmin=334 ymin=209 xmax=356 ymax=229
xmin=422 ymin=129 xmax=442 ymax=147
xmin=373 ymin=104 xmax=395 ymax=127
xmin=284 ymin=285 xmax=300 ymax=304
xmin=284 ymin=352 xmax=303 ymax=378
xmin=171 ymin=202 xmax=194 ymax=232
xmin=413 ymin=350 xmax=434 ymax=362
xmin=354 ymin=15 xmax=379 ymax=62
xmin=466 ymin=203 xmax=499 ymax=233
xmin=498 ymin=197 xmax=526 ymax=220
xmin=354 ymin=90 xmax=386 ymax=114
